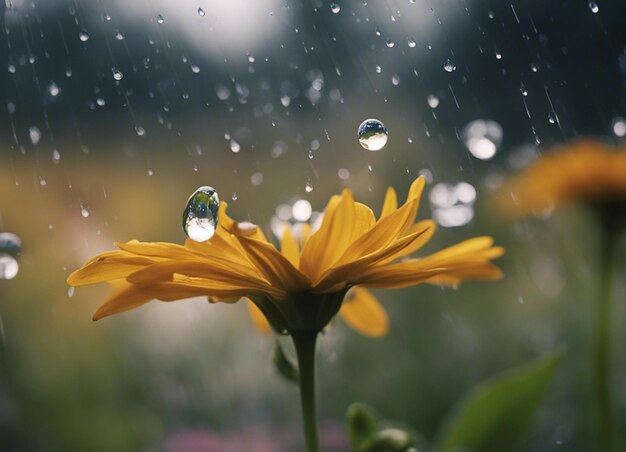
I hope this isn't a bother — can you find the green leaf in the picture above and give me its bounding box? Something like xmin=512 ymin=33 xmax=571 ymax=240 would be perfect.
xmin=271 ymin=342 xmax=299 ymax=384
xmin=346 ymin=403 xmax=378 ymax=451
xmin=436 ymin=349 xmax=564 ymax=452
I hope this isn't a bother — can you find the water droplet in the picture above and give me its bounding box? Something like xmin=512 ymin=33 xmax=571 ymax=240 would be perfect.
xmin=80 ymin=204 xmax=90 ymax=218
xmin=588 ymin=1 xmax=599 ymax=13
xmin=357 ymin=119 xmax=388 ymax=151
xmin=157 ymin=14 xmax=164 ymax=24
xmin=338 ymin=168 xmax=350 ymax=180
xmin=112 ymin=68 xmax=123 ymax=81
xmin=548 ymin=111 xmax=557 ymax=124
xmin=67 ymin=286 xmax=75 ymax=297
xmin=198 ymin=7 xmax=205 ymax=16
xmin=48 ymin=82 xmax=61 ymax=97
xmin=29 ymin=126 xmax=41 ymax=145
xmin=305 ymin=182 xmax=313 ymax=192
xmin=79 ymin=30 xmax=90 ymax=42
xmin=231 ymin=192 xmax=238 ymax=201
xmin=407 ymin=37 xmax=416 ymax=48
xmin=0 ymin=254 xmax=18 ymax=280
xmin=444 ymin=59 xmax=456 ymax=72
xmin=52 ymin=149 xmax=61 ymax=162
xmin=292 ymin=199 xmax=312 ymax=221
xmin=0 ymin=233 xmax=22 ymax=256
xmin=385 ymin=39 xmax=395 ymax=48
xmin=250 ymin=172 xmax=264 ymax=186
xmin=391 ymin=74 xmax=400 ymax=85
xmin=135 ymin=126 xmax=146 ymax=136
xmin=427 ymin=94 xmax=440 ymax=108
xmin=7 ymin=64 xmax=16 ymax=74
xmin=375 ymin=27 xmax=382 ymax=37
xmin=183 ymin=186 xmax=220 ymax=242
xmin=330 ymin=2 xmax=340 ymax=13
xmin=461 ymin=119 xmax=503 ymax=160
xmin=115 ymin=31 xmax=124 ymax=40
xmin=375 ymin=64 xmax=382 ymax=73
xmin=96 ymin=97 xmax=106 ymax=106
xmin=612 ymin=117 xmax=626 ymax=137
xmin=229 ymin=139 xmax=241 ymax=153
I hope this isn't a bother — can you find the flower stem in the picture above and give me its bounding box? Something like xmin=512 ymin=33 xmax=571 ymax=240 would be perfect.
xmin=292 ymin=331 xmax=320 ymax=452
xmin=592 ymin=223 xmax=617 ymax=452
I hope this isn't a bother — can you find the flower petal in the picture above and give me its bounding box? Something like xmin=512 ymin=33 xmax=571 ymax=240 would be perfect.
xmin=247 ymin=299 xmax=271 ymax=333
xmin=280 ymin=225 xmax=300 ymax=268
xmin=339 ymin=287 xmax=388 ymax=337
xmin=67 ymin=251 xmax=156 ymax=286
xmin=380 ymin=187 xmax=398 ymax=219
xmin=236 ymin=235 xmax=311 ymax=292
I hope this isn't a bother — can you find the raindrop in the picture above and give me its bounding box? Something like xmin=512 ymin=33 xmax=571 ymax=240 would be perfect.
xmin=357 ymin=119 xmax=388 ymax=151
xmin=115 ymin=31 xmax=124 ymax=40
xmin=385 ymin=39 xmax=395 ymax=48
xmin=250 ymin=172 xmax=264 ymax=186
xmin=443 ymin=59 xmax=456 ymax=72
xmin=198 ymin=7 xmax=205 ymax=16
xmin=52 ymin=149 xmax=61 ymax=162
xmin=157 ymin=14 xmax=164 ymax=24
xmin=588 ymin=1 xmax=599 ymax=13
xmin=29 ymin=126 xmax=41 ymax=145
xmin=375 ymin=65 xmax=382 ymax=74
xmin=305 ymin=182 xmax=313 ymax=192
xmin=0 ymin=254 xmax=18 ymax=280
xmin=612 ymin=117 xmax=626 ymax=137
xmin=67 ymin=286 xmax=75 ymax=298
xmin=548 ymin=112 xmax=557 ymax=124
xmin=135 ymin=126 xmax=146 ymax=136
xmin=407 ymin=37 xmax=416 ymax=48
xmin=338 ymin=168 xmax=350 ymax=180
xmin=8 ymin=64 xmax=16 ymax=74
xmin=79 ymin=30 xmax=90 ymax=42
xmin=112 ymin=68 xmax=123 ymax=81
xmin=182 ymin=186 xmax=220 ymax=242
xmin=96 ymin=97 xmax=106 ymax=106
xmin=391 ymin=74 xmax=400 ymax=85
xmin=292 ymin=200 xmax=312 ymax=222
xmin=330 ymin=2 xmax=340 ymax=13
xmin=427 ymin=94 xmax=440 ymax=108
xmin=375 ymin=27 xmax=382 ymax=37
xmin=80 ymin=204 xmax=90 ymax=218
xmin=461 ymin=119 xmax=503 ymax=160
xmin=231 ymin=192 xmax=238 ymax=201
xmin=48 ymin=82 xmax=61 ymax=97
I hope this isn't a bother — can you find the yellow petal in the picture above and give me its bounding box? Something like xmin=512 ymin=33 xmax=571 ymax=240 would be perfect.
xmin=280 ymin=225 xmax=300 ymax=268
xmin=299 ymin=191 xmax=358 ymax=281
xmin=247 ymin=299 xmax=271 ymax=333
xmin=236 ymin=235 xmax=311 ymax=292
xmin=380 ymin=187 xmax=398 ymax=219
xmin=67 ymin=251 xmax=155 ymax=286
xmin=339 ymin=287 xmax=388 ymax=337
xmin=93 ymin=283 xmax=156 ymax=320
xmin=426 ymin=263 xmax=503 ymax=286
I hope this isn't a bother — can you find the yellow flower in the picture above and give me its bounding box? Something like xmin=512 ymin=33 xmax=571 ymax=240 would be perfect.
xmin=498 ymin=139 xmax=626 ymax=222
xmin=68 ymin=176 xmax=504 ymax=336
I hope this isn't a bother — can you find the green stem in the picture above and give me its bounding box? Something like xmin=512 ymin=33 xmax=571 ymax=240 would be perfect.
xmin=292 ymin=331 xmax=320 ymax=452
xmin=592 ymin=223 xmax=617 ymax=452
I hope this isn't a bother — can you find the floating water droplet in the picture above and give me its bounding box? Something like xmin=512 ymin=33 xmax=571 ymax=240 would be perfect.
xmin=612 ymin=117 xmax=626 ymax=137
xmin=7 ymin=64 xmax=16 ymax=74
xmin=375 ymin=27 xmax=382 ymax=37
xmin=112 ymin=68 xmax=123 ymax=80
xmin=67 ymin=286 xmax=75 ymax=298
xmin=115 ymin=31 xmax=124 ymax=40
xmin=231 ymin=192 xmax=238 ymax=201
xmin=0 ymin=233 xmax=21 ymax=256
xmin=338 ymin=168 xmax=350 ymax=180
xmin=407 ymin=37 xmax=416 ymax=48
xmin=96 ymin=97 xmax=106 ymax=106
xmin=29 ymin=126 xmax=41 ymax=145
xmin=79 ymin=30 xmax=90 ymax=42
xmin=461 ymin=119 xmax=503 ymax=160
xmin=183 ymin=186 xmax=220 ymax=242
xmin=305 ymin=182 xmax=313 ymax=192
xmin=198 ymin=7 xmax=205 ymax=16
xmin=52 ymin=149 xmax=61 ymax=162
xmin=427 ymin=94 xmax=440 ymax=108
xmin=391 ymin=74 xmax=400 ymax=85
xmin=80 ymin=204 xmax=90 ymax=218
xmin=444 ymin=59 xmax=456 ymax=72
xmin=330 ymin=2 xmax=340 ymax=13
xmin=157 ymin=14 xmax=164 ymax=24
xmin=250 ymin=172 xmax=264 ymax=186
xmin=385 ymin=39 xmax=395 ymax=48
xmin=375 ymin=64 xmax=382 ymax=73
xmin=135 ymin=125 xmax=146 ymax=136
xmin=357 ymin=119 xmax=388 ymax=151
xmin=292 ymin=199 xmax=312 ymax=221
xmin=0 ymin=254 xmax=18 ymax=280
xmin=48 ymin=82 xmax=61 ymax=97
xmin=588 ymin=1 xmax=599 ymax=13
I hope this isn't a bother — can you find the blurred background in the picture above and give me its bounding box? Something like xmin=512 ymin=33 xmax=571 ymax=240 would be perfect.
xmin=1 ymin=0 xmax=626 ymax=450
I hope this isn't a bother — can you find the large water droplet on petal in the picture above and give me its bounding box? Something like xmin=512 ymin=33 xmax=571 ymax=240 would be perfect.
xmin=183 ymin=186 xmax=220 ymax=242
xmin=358 ymin=119 xmax=388 ymax=151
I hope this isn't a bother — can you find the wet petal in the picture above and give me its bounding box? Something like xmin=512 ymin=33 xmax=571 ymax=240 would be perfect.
xmin=67 ymin=251 xmax=156 ymax=286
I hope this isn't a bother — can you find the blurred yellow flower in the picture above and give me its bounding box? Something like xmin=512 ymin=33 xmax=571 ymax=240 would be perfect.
xmin=498 ymin=140 xmax=626 ymax=222
xmin=68 ymin=176 xmax=504 ymax=336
